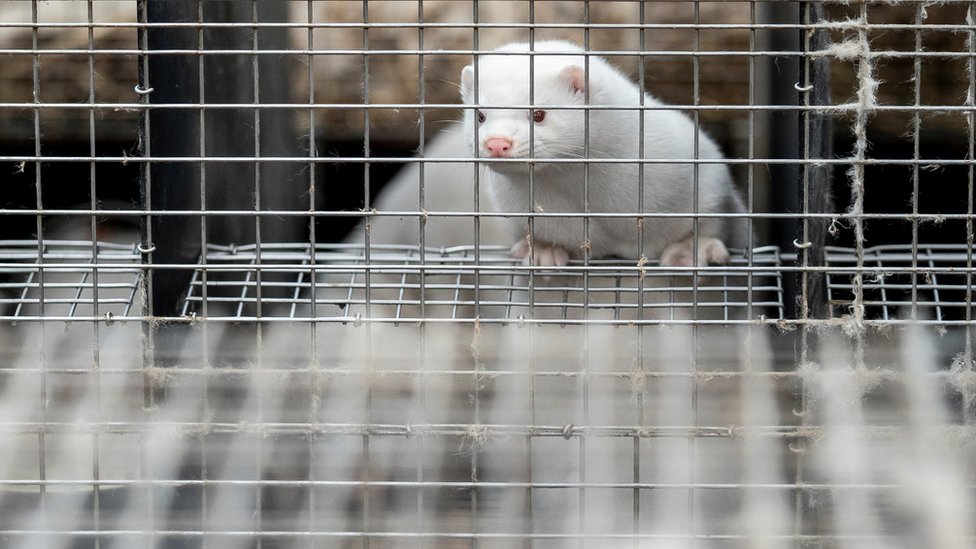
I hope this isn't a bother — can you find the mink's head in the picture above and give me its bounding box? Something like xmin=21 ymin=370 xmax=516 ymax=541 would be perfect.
xmin=460 ymin=41 xmax=592 ymax=171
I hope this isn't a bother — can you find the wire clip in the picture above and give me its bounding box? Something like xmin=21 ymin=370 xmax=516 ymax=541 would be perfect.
xmin=788 ymin=440 xmax=807 ymax=454
xmin=134 ymin=84 xmax=155 ymax=95
xmin=794 ymin=82 xmax=814 ymax=92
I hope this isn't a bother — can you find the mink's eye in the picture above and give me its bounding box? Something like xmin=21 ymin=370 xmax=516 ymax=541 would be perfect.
xmin=477 ymin=110 xmax=486 ymax=124
xmin=533 ymin=110 xmax=546 ymax=123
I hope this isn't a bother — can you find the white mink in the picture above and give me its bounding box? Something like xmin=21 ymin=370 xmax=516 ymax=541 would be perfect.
xmin=460 ymin=40 xmax=748 ymax=267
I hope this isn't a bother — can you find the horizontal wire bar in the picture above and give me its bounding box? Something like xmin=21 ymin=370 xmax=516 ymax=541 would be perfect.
xmin=0 ymin=315 xmax=969 ymax=326
xmin=2 ymin=155 xmax=970 ymax=166
xmin=5 ymin=102 xmax=976 ymax=113
xmin=0 ymin=211 xmax=969 ymax=224
xmin=0 ymin=367 xmax=852 ymax=379
xmin=0 ymin=479 xmax=966 ymax=491
xmin=0 ymin=48 xmax=970 ymax=59
xmin=4 ymin=21 xmax=974 ymax=31
xmin=0 ymin=421 xmax=929 ymax=439
xmin=0 ymin=531 xmax=943 ymax=542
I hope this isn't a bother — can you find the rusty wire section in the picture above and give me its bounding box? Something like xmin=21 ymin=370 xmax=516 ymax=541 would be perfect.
xmin=0 ymin=1 xmax=975 ymax=548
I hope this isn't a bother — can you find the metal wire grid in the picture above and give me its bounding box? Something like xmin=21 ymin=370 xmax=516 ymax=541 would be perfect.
xmin=0 ymin=240 xmax=142 ymax=321
xmin=826 ymin=244 xmax=976 ymax=323
xmin=5 ymin=240 xmax=976 ymax=327
xmin=0 ymin=239 xmax=788 ymax=326
xmin=179 ymin=243 xmax=786 ymax=323
xmin=1 ymin=1 xmax=975 ymax=548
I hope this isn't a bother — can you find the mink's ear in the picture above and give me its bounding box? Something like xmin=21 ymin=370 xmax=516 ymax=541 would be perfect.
xmin=559 ymin=65 xmax=586 ymax=95
xmin=460 ymin=65 xmax=474 ymax=98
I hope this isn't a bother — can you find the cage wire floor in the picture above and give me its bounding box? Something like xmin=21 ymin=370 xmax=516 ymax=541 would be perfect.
xmin=181 ymin=243 xmax=787 ymax=324
xmin=3 ymin=240 xmax=975 ymax=324
xmin=0 ymin=240 xmax=142 ymax=321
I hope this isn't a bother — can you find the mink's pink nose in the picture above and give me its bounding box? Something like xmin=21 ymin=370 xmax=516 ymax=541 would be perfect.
xmin=484 ymin=137 xmax=513 ymax=158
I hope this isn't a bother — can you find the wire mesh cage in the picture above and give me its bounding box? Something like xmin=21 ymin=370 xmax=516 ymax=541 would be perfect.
xmin=1 ymin=1 xmax=976 ymax=547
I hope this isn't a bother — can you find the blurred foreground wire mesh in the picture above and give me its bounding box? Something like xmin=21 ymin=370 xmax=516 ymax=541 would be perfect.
xmin=1 ymin=319 xmax=975 ymax=547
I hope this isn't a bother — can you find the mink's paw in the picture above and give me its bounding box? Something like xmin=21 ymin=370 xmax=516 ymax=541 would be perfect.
xmin=510 ymin=238 xmax=570 ymax=267
xmin=660 ymin=237 xmax=731 ymax=267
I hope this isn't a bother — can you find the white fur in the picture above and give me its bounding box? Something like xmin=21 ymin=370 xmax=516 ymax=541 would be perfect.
xmin=460 ymin=40 xmax=748 ymax=266
xmin=343 ymin=123 xmax=509 ymax=249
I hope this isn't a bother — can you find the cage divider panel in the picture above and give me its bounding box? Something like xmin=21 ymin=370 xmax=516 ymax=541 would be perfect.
xmin=143 ymin=0 xmax=304 ymax=317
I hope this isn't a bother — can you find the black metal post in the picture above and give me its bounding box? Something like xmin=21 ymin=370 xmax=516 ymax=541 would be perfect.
xmin=142 ymin=0 xmax=304 ymax=317
xmin=763 ymin=1 xmax=802 ymax=318
xmin=801 ymin=1 xmax=835 ymax=320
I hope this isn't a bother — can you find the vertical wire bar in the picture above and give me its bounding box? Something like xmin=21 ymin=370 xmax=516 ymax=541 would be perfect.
xmin=527 ymin=3 xmax=536 ymax=308
xmin=305 ymin=0 xmax=318 ymax=365
xmin=634 ymin=4 xmax=647 ymax=536
xmin=31 ymin=1 xmax=44 ymax=314
xmin=691 ymin=2 xmax=701 ymax=304
xmin=563 ymin=286 xmax=571 ymax=321
xmin=472 ymin=0 xmax=482 ymax=326
xmin=911 ymin=3 xmax=923 ymax=321
xmin=581 ymin=0 xmax=591 ymax=280
xmin=346 ymin=269 xmax=357 ymax=317
xmin=30 ymin=0 xmax=48 ymax=529
xmin=452 ymin=270 xmax=463 ymax=320
xmin=135 ymin=1 xmax=157 ymax=544
xmin=505 ymin=269 xmax=515 ymax=319
xmin=397 ymin=269 xmax=408 ymax=321
xmin=927 ymin=253 xmax=943 ymax=322
xmin=722 ymin=272 xmax=730 ymax=321
xmin=965 ymin=2 xmax=975 ymax=421
xmin=305 ymin=14 xmax=321 ymax=534
xmin=746 ymin=1 xmax=757 ymax=322
xmin=86 ymin=2 xmax=102 ymax=543
xmin=825 ymin=256 xmax=836 ymax=318
xmin=196 ymin=5 xmax=212 ymax=547
xmin=237 ymin=269 xmax=254 ymax=320
xmin=796 ymin=2 xmax=814 ymax=544
xmin=361 ymin=5 xmax=372 ymax=544
xmin=523 ymin=2 xmax=545 ymax=539
xmin=668 ymin=274 xmax=676 ymax=322
xmin=852 ymin=2 xmax=869 ymax=372
xmin=579 ymin=6 xmax=591 ymax=547
xmin=252 ymin=0 xmax=264 ymax=323
xmin=192 ymin=35 xmax=210 ymax=549
xmin=798 ymin=0 xmax=812 ymax=325
xmin=250 ymin=5 xmax=265 ymax=543
xmin=876 ymin=253 xmax=888 ymax=321
xmin=416 ymin=4 xmax=428 ymax=543
xmin=198 ymin=2 xmax=209 ymax=330
xmin=69 ymin=267 xmax=90 ymax=320
xmin=612 ymin=277 xmax=621 ymax=322
xmin=13 ymin=269 xmax=34 ymax=319
xmin=290 ymin=259 xmax=306 ymax=319
xmin=689 ymin=3 xmax=701 ymax=546
xmin=87 ymin=2 xmax=99 ymax=299
xmin=362 ymin=0 xmax=372 ymax=322
xmin=418 ymin=1 xmax=427 ymax=322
